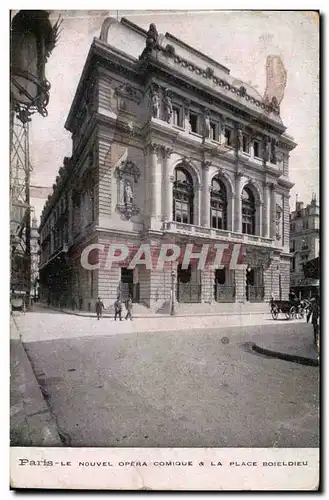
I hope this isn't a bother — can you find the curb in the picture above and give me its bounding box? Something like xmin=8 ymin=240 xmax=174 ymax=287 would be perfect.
xmin=36 ymin=305 xmax=272 ymax=319
xmin=251 ymin=343 xmax=319 ymax=367
xmin=10 ymin=338 xmax=63 ymax=447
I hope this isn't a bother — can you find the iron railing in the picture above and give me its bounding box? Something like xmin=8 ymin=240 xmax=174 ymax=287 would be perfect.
xmin=176 ymin=283 xmax=202 ymax=303
xmin=214 ymin=285 xmax=236 ymax=302
xmin=247 ymin=285 xmax=265 ymax=302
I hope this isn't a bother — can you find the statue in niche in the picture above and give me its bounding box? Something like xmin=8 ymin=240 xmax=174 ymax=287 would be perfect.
xmin=236 ymin=128 xmax=243 ymax=151
xmin=150 ymin=87 xmax=160 ymax=118
xmin=203 ymin=111 xmax=210 ymax=140
xmin=163 ymin=89 xmax=173 ymax=123
xmin=184 ymin=108 xmax=191 ymax=133
xmin=123 ymin=180 xmax=134 ymax=206
xmin=263 ymin=136 xmax=270 ymax=162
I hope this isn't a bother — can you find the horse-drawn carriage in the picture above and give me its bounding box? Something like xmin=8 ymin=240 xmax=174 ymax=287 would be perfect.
xmin=270 ymin=298 xmax=309 ymax=320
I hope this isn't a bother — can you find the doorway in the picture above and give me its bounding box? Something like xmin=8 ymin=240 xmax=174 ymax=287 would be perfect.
xmin=120 ymin=268 xmax=139 ymax=303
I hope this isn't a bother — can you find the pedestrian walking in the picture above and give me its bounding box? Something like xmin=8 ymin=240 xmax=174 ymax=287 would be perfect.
xmin=310 ymin=296 xmax=320 ymax=345
xmin=114 ymin=296 xmax=123 ymax=321
xmin=95 ymin=297 xmax=105 ymax=320
xmin=125 ymin=295 xmax=133 ymax=321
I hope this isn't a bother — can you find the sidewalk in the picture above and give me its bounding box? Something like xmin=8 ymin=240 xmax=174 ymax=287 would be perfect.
xmin=10 ymin=314 xmax=63 ymax=446
xmin=37 ymin=302 xmax=269 ymax=318
xmin=251 ymin=326 xmax=319 ymax=366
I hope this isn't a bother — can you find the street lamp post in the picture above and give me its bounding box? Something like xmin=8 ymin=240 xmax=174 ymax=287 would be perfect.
xmin=171 ymin=270 xmax=176 ymax=316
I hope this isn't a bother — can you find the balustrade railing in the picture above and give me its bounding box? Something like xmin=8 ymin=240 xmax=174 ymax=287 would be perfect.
xmin=164 ymin=222 xmax=273 ymax=246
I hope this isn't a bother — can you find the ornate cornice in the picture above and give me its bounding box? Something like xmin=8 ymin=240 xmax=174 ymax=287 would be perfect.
xmin=156 ymin=44 xmax=282 ymax=119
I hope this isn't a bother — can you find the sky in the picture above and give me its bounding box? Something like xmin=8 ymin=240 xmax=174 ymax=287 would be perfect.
xmin=28 ymin=10 xmax=319 ymax=217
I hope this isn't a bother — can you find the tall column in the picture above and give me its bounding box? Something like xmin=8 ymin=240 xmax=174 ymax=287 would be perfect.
xmin=202 ymin=160 xmax=211 ymax=227
xmin=163 ymin=147 xmax=173 ymax=222
xmin=262 ymin=182 xmax=270 ymax=238
xmin=234 ymin=173 xmax=243 ymax=233
xmin=270 ymin=182 xmax=277 ymax=239
xmin=228 ymin=191 xmax=234 ymax=231
xmin=195 ymin=183 xmax=202 ymax=226
xmin=149 ymin=143 xmax=158 ymax=218
xmin=144 ymin=142 xmax=161 ymax=221
xmin=257 ymin=201 xmax=263 ymax=236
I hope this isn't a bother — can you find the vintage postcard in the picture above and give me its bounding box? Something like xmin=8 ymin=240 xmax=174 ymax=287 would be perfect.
xmin=9 ymin=9 xmax=320 ymax=491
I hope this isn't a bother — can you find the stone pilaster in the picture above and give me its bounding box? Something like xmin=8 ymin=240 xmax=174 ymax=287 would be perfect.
xmin=201 ymin=268 xmax=215 ymax=303
xmin=263 ymin=258 xmax=280 ymax=301
xmin=202 ymin=160 xmax=211 ymax=227
xmin=279 ymin=258 xmax=290 ymax=300
xmin=144 ymin=143 xmax=160 ymax=219
xmin=262 ymin=182 xmax=270 ymax=238
xmin=163 ymin=147 xmax=173 ymax=222
xmin=195 ymin=182 xmax=202 ymax=226
xmin=256 ymin=200 xmax=263 ymax=236
xmin=235 ymin=268 xmax=246 ymax=302
xmin=234 ymin=173 xmax=243 ymax=233
xmin=270 ymin=182 xmax=277 ymax=239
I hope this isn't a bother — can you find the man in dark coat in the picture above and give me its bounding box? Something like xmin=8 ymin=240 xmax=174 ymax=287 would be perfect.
xmin=310 ymin=296 xmax=320 ymax=345
xmin=114 ymin=296 xmax=123 ymax=321
xmin=95 ymin=297 xmax=104 ymax=320
xmin=125 ymin=296 xmax=133 ymax=321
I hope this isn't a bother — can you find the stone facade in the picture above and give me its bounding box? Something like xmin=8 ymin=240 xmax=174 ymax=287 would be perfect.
xmin=290 ymin=194 xmax=320 ymax=297
xmin=39 ymin=17 xmax=297 ymax=312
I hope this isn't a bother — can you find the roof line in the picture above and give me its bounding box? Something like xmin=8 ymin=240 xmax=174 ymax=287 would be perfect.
xmin=165 ymin=32 xmax=230 ymax=75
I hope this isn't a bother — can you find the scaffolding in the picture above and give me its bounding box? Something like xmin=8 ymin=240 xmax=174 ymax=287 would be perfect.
xmin=10 ymin=111 xmax=32 ymax=298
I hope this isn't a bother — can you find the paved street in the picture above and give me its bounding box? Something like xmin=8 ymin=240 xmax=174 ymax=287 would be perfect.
xmin=13 ymin=310 xmax=319 ymax=448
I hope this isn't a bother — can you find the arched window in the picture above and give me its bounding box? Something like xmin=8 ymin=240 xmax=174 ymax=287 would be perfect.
xmin=211 ymin=177 xmax=227 ymax=229
xmin=242 ymin=186 xmax=256 ymax=235
xmin=173 ymin=167 xmax=194 ymax=224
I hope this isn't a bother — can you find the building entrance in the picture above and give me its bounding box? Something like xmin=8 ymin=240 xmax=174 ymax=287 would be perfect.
xmin=119 ymin=267 xmax=140 ymax=303
xmin=214 ymin=268 xmax=235 ymax=302
xmin=246 ymin=266 xmax=264 ymax=302
xmin=176 ymin=264 xmax=201 ymax=303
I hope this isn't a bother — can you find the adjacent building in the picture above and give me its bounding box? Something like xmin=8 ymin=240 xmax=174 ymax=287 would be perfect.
xmin=290 ymin=194 xmax=320 ymax=298
xmin=39 ymin=17 xmax=296 ymax=312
